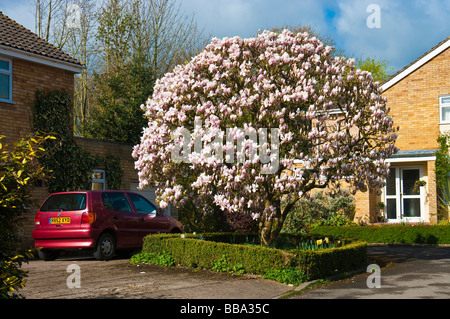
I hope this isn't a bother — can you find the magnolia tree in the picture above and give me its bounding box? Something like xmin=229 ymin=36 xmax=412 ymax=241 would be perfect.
xmin=133 ymin=29 xmax=398 ymax=245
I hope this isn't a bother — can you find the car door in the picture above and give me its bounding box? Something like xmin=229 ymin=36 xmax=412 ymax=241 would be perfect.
xmin=127 ymin=193 xmax=171 ymax=241
xmin=101 ymin=192 xmax=140 ymax=247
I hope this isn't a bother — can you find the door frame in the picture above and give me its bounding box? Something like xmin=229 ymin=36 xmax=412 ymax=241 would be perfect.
xmin=384 ymin=165 xmax=425 ymax=223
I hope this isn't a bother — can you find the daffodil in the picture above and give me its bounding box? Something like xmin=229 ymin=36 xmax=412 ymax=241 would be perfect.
xmin=316 ymin=239 xmax=323 ymax=245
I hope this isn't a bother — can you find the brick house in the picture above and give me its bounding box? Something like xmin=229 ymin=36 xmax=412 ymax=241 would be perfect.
xmin=0 ymin=12 xmax=169 ymax=247
xmin=354 ymin=36 xmax=450 ymax=224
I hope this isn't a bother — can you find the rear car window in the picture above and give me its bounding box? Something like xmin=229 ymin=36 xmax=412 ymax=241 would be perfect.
xmin=41 ymin=193 xmax=87 ymax=212
xmin=101 ymin=192 xmax=132 ymax=213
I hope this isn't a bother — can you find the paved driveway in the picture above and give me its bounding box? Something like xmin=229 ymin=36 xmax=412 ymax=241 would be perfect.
xmin=20 ymin=255 xmax=291 ymax=299
xmin=291 ymin=245 xmax=450 ymax=299
xmin=20 ymin=246 xmax=450 ymax=300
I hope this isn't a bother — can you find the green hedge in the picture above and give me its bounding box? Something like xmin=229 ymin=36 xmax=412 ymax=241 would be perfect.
xmin=310 ymin=225 xmax=450 ymax=244
xmin=141 ymin=233 xmax=367 ymax=280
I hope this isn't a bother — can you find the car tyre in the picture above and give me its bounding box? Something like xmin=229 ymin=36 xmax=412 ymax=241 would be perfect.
xmin=38 ymin=249 xmax=60 ymax=261
xmin=93 ymin=233 xmax=116 ymax=261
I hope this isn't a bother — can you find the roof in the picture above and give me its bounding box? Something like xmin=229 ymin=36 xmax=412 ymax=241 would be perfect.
xmin=381 ymin=36 xmax=450 ymax=91
xmin=0 ymin=11 xmax=83 ymax=71
xmin=386 ymin=149 xmax=438 ymax=163
xmin=389 ymin=149 xmax=438 ymax=158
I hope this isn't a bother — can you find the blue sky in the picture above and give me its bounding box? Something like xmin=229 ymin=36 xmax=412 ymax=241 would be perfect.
xmin=1 ymin=0 xmax=450 ymax=73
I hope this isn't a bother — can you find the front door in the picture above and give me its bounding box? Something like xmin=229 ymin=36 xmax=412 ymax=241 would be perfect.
xmin=385 ymin=167 xmax=424 ymax=222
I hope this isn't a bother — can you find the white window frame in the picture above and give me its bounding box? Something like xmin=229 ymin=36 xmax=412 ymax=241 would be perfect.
xmin=92 ymin=169 xmax=106 ymax=190
xmin=0 ymin=57 xmax=12 ymax=103
xmin=439 ymin=95 xmax=450 ymax=124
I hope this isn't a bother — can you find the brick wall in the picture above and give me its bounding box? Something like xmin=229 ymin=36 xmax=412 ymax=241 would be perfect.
xmin=0 ymin=58 xmax=75 ymax=146
xmin=383 ymin=48 xmax=450 ymax=151
xmin=353 ymin=47 xmax=450 ymax=223
xmin=74 ymin=137 xmax=138 ymax=191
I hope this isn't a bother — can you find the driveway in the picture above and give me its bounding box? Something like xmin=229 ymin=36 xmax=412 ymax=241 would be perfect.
xmin=20 ymin=254 xmax=291 ymax=299
xmin=290 ymin=245 xmax=450 ymax=299
xmin=20 ymin=245 xmax=450 ymax=300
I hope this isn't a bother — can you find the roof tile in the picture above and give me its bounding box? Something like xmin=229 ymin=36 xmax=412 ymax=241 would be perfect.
xmin=0 ymin=11 xmax=82 ymax=66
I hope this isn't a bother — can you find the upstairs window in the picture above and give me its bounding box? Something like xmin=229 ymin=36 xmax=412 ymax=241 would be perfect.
xmin=440 ymin=95 xmax=450 ymax=123
xmin=0 ymin=58 xmax=12 ymax=102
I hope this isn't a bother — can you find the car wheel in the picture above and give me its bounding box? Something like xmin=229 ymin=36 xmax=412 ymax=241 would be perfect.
xmin=93 ymin=233 xmax=116 ymax=261
xmin=38 ymin=249 xmax=60 ymax=261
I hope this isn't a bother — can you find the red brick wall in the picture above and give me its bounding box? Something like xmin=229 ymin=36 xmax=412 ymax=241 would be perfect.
xmin=74 ymin=137 xmax=138 ymax=191
xmin=0 ymin=58 xmax=75 ymax=146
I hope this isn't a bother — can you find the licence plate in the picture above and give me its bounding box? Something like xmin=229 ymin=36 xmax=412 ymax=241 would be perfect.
xmin=49 ymin=217 xmax=71 ymax=224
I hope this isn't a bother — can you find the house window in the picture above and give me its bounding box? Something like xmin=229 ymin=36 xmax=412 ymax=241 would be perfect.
xmin=439 ymin=95 xmax=450 ymax=123
xmin=0 ymin=58 xmax=12 ymax=102
xmin=92 ymin=169 xmax=106 ymax=190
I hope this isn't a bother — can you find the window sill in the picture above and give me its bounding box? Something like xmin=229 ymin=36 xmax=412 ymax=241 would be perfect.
xmin=0 ymin=100 xmax=16 ymax=105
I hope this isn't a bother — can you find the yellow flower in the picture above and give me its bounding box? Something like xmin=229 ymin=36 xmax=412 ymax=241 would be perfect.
xmin=316 ymin=239 xmax=323 ymax=245
xmin=325 ymin=237 xmax=329 ymax=243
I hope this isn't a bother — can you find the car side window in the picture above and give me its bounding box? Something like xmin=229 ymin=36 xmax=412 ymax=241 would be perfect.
xmin=128 ymin=193 xmax=157 ymax=215
xmin=101 ymin=192 xmax=132 ymax=213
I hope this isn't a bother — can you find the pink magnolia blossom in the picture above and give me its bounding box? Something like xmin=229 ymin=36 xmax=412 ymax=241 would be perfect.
xmin=133 ymin=29 xmax=398 ymax=245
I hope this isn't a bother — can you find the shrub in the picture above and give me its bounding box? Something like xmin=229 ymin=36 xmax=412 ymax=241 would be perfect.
xmin=139 ymin=233 xmax=367 ymax=284
xmin=1 ymin=134 xmax=51 ymax=298
xmin=130 ymin=251 xmax=175 ymax=267
xmin=283 ymin=191 xmax=356 ymax=234
xmin=263 ymin=268 xmax=308 ymax=286
xmin=310 ymin=225 xmax=450 ymax=244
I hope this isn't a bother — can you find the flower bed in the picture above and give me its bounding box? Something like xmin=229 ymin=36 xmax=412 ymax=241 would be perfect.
xmin=137 ymin=233 xmax=367 ymax=283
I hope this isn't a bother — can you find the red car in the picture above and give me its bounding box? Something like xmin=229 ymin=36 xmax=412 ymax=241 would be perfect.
xmin=32 ymin=190 xmax=184 ymax=261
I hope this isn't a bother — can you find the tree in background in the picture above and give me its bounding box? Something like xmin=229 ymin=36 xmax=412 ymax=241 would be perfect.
xmin=83 ymin=0 xmax=208 ymax=144
xmin=356 ymin=56 xmax=394 ymax=83
xmin=84 ymin=56 xmax=154 ymax=144
xmin=32 ymin=0 xmax=208 ymax=143
xmin=133 ymin=30 xmax=398 ymax=246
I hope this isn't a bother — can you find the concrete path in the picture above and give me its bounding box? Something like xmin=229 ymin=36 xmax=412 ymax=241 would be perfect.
xmin=290 ymin=245 xmax=450 ymax=299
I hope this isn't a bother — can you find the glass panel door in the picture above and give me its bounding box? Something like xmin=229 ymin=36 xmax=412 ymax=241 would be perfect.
xmin=401 ymin=169 xmax=421 ymax=218
xmin=384 ymin=167 xmax=423 ymax=222
xmin=385 ymin=168 xmax=399 ymax=220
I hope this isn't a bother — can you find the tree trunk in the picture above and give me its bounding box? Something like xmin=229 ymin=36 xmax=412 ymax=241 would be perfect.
xmin=260 ymin=198 xmax=296 ymax=246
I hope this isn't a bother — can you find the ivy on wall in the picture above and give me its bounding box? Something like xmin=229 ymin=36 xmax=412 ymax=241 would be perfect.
xmin=32 ymin=89 xmax=122 ymax=192
xmin=436 ymin=133 xmax=450 ymax=199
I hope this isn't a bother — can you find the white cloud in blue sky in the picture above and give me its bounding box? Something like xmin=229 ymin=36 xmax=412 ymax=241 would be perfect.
xmin=1 ymin=0 xmax=449 ymax=72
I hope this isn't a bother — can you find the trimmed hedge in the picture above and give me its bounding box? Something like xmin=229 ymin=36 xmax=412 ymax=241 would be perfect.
xmin=141 ymin=233 xmax=367 ymax=280
xmin=310 ymin=225 xmax=450 ymax=245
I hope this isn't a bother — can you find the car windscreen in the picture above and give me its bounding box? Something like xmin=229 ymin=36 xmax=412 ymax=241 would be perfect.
xmin=40 ymin=193 xmax=87 ymax=212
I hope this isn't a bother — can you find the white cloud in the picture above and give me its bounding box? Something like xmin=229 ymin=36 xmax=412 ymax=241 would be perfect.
xmin=335 ymin=0 xmax=450 ymax=71
xmin=181 ymin=0 xmax=332 ymax=39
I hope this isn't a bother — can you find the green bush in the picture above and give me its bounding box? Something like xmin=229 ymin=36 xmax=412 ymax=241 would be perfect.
xmin=130 ymin=251 xmax=175 ymax=267
xmin=310 ymin=225 xmax=450 ymax=244
xmin=282 ymin=191 xmax=356 ymax=234
xmin=1 ymin=134 xmax=52 ymax=299
xmin=139 ymin=233 xmax=367 ymax=284
xmin=263 ymin=267 xmax=308 ymax=285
